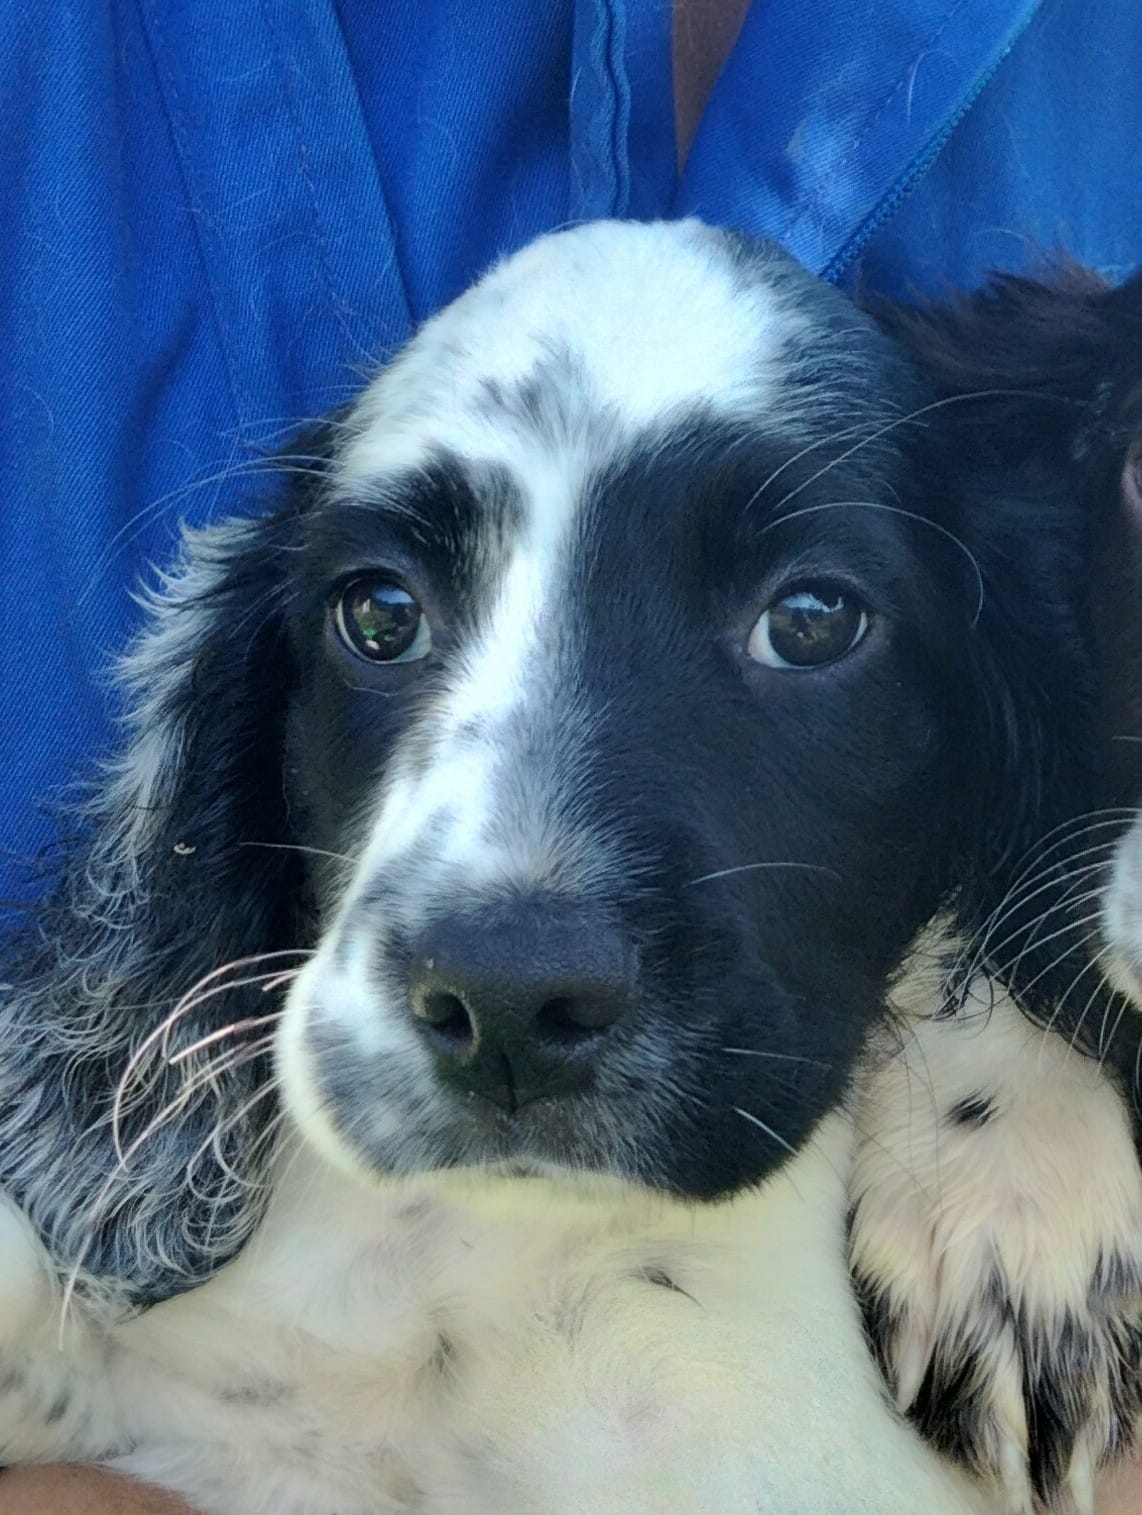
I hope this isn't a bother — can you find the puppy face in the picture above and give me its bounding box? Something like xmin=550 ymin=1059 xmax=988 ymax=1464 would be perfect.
xmin=13 ymin=223 xmax=1130 ymax=1306
xmin=265 ymin=222 xmax=1044 ymax=1196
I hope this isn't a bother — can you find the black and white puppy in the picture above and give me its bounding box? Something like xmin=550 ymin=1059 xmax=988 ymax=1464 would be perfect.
xmin=0 ymin=221 xmax=1122 ymax=1514
xmin=851 ymin=279 xmax=1142 ymax=1515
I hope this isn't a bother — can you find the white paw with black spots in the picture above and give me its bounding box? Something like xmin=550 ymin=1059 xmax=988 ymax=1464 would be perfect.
xmin=848 ymin=964 xmax=1142 ymax=1513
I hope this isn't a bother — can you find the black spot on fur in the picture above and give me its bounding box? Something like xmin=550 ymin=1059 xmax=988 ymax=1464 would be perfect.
xmin=631 ymin=1265 xmax=700 ymax=1306
xmin=947 ymin=1092 xmax=996 ymax=1127
xmin=848 ymin=1260 xmax=903 ymax=1389
xmin=1092 ymin=1248 xmax=1142 ymax=1301
xmin=219 ymin=1380 xmax=292 ymax=1408
xmin=428 ymin=1333 xmax=457 ymax=1376
xmin=43 ymin=1390 xmax=71 ymax=1425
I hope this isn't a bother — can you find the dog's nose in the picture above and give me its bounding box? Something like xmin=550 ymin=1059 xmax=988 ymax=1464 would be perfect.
xmin=407 ymin=905 xmax=630 ymax=1110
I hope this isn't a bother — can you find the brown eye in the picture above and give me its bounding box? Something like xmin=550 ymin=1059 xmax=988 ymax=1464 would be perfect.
xmin=333 ymin=579 xmax=432 ymax=663
xmin=748 ymin=584 xmax=868 ymax=669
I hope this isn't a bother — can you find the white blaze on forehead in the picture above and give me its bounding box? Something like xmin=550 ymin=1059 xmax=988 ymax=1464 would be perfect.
xmin=336 ymin=219 xmax=805 ymax=485
xmin=338 ymin=447 xmax=591 ymax=920
xmin=320 ymin=219 xmax=816 ymax=934
xmin=442 ymin=449 xmax=579 ymax=728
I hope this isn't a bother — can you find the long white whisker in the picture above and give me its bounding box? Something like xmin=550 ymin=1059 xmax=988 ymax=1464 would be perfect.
xmin=760 ymin=499 xmax=986 ymax=625
xmin=170 ymin=1010 xmax=287 ymax=1065
xmin=111 ymin=951 xmax=309 ymax=1163
xmin=731 ymin=1106 xmax=801 ymax=1161
xmin=722 ymin=1047 xmax=830 ymax=1066
xmin=239 ymin=840 xmax=357 ymax=866
xmin=686 ymin=861 xmax=841 ymax=887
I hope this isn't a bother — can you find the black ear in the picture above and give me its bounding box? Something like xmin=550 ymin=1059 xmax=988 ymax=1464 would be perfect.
xmin=876 ymin=265 xmax=1142 ymax=447
xmin=1 ymin=443 xmax=330 ymax=1313
xmin=877 ymin=269 xmax=1142 ymax=1034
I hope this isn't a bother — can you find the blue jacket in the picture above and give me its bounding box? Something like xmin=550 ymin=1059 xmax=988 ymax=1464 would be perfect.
xmin=3 ymin=0 xmax=1139 ymax=898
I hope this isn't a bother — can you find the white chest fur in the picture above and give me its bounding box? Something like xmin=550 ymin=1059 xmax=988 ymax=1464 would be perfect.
xmin=0 ymin=1115 xmax=993 ymax=1515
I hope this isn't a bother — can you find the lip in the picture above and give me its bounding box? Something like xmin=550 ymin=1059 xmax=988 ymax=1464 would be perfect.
xmin=388 ymin=1086 xmax=626 ymax=1182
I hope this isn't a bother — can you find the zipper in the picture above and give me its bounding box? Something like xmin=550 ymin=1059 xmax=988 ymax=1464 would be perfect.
xmin=823 ymin=25 xmax=1030 ymax=285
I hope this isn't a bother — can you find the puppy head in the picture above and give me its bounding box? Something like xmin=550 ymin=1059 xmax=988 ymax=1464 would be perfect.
xmin=265 ymin=222 xmax=1103 ymax=1196
xmin=18 ymin=226 xmax=1117 ymax=1284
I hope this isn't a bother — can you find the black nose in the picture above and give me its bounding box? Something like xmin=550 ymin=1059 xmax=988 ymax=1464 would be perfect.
xmin=407 ymin=904 xmax=631 ymax=1110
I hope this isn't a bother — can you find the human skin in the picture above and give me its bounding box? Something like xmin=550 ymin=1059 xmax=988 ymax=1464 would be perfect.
xmin=3 ymin=1462 xmax=1142 ymax=1513
xmin=0 ymin=1466 xmax=195 ymax=1512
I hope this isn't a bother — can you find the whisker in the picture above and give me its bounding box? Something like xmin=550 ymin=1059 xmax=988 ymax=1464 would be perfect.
xmin=122 ymin=1038 xmax=277 ymax=1165
xmin=239 ymin=840 xmax=357 ymax=866
xmin=187 ymin=1077 xmax=284 ymax=1194
xmin=111 ymin=949 xmax=309 ymax=1161
xmin=756 ymin=388 xmax=1080 ymax=520
xmin=731 ymin=1106 xmax=801 ymax=1161
xmin=170 ymin=1010 xmax=287 ymax=1065
xmin=722 ymin=1046 xmax=830 ymax=1067
xmin=686 ymin=861 xmax=841 ymax=887
xmin=958 ymin=854 xmax=1115 ymax=987
xmin=60 ymin=1035 xmax=277 ymax=1343
xmin=1002 ymin=810 xmax=1134 ymax=893
xmin=1002 ymin=912 xmax=1105 ymax=1010
xmin=1037 ymin=939 xmax=1114 ymax=1054
xmin=949 ymin=817 xmax=1130 ymax=986
xmin=759 ymin=499 xmax=986 ymax=625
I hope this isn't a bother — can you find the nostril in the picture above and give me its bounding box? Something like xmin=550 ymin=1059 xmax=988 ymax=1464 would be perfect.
xmin=535 ymin=991 xmax=621 ymax=1046
xmin=413 ymin=989 xmax=475 ymax=1049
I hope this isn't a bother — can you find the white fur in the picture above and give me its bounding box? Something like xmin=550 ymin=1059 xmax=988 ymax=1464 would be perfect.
xmin=849 ymin=923 xmax=1142 ymax=1515
xmin=0 ymin=1102 xmax=993 ymax=1514
xmin=339 ymin=220 xmax=811 ymax=487
xmin=1106 ymin=812 xmax=1142 ymax=1006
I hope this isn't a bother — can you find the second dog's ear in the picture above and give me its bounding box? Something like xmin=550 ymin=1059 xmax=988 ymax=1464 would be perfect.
xmin=878 ymin=267 xmax=1142 ymax=799
xmin=870 ymin=270 xmax=1142 ymax=1039
xmin=873 ymin=264 xmax=1142 ymax=474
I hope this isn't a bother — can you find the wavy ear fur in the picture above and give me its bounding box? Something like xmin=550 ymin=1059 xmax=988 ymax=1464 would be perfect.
xmin=878 ymin=268 xmax=1142 ymax=1043
xmin=0 ymin=450 xmax=328 ymax=1313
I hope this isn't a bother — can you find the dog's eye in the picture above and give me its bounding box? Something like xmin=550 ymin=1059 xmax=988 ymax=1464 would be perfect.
xmin=748 ymin=584 xmax=868 ymax=669
xmin=333 ymin=579 xmax=432 ymax=663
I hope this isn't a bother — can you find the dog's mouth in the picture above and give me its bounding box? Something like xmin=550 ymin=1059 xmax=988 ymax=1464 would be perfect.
xmin=321 ymin=1051 xmax=641 ymax=1182
xmin=274 ymin=975 xmax=643 ymax=1185
xmin=274 ymin=928 xmax=847 ymax=1200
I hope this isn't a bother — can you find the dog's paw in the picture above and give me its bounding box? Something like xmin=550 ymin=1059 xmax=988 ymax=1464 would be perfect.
xmin=848 ymin=968 xmax=1142 ymax=1514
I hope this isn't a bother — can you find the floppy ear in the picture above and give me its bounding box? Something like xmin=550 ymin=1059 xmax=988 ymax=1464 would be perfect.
xmin=878 ymin=268 xmax=1142 ymax=1029
xmin=1 ymin=445 xmax=329 ymax=1314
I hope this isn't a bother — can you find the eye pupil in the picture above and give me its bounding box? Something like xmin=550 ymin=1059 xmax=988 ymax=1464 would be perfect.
xmin=335 ymin=580 xmax=430 ymax=663
xmin=749 ymin=585 xmax=868 ymax=669
xmin=352 ymin=586 xmax=416 ymax=653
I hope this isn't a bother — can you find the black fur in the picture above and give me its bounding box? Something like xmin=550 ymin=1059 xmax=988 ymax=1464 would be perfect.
xmin=855 ymin=264 xmax=1142 ymax=1501
xmin=0 ymin=234 xmax=1134 ymax=1336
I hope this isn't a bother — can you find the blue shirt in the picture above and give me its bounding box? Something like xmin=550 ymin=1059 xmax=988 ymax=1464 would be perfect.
xmin=3 ymin=0 xmax=1140 ymax=902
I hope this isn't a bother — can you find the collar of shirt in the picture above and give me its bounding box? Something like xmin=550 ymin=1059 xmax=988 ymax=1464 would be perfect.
xmin=138 ymin=0 xmax=1041 ymax=417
